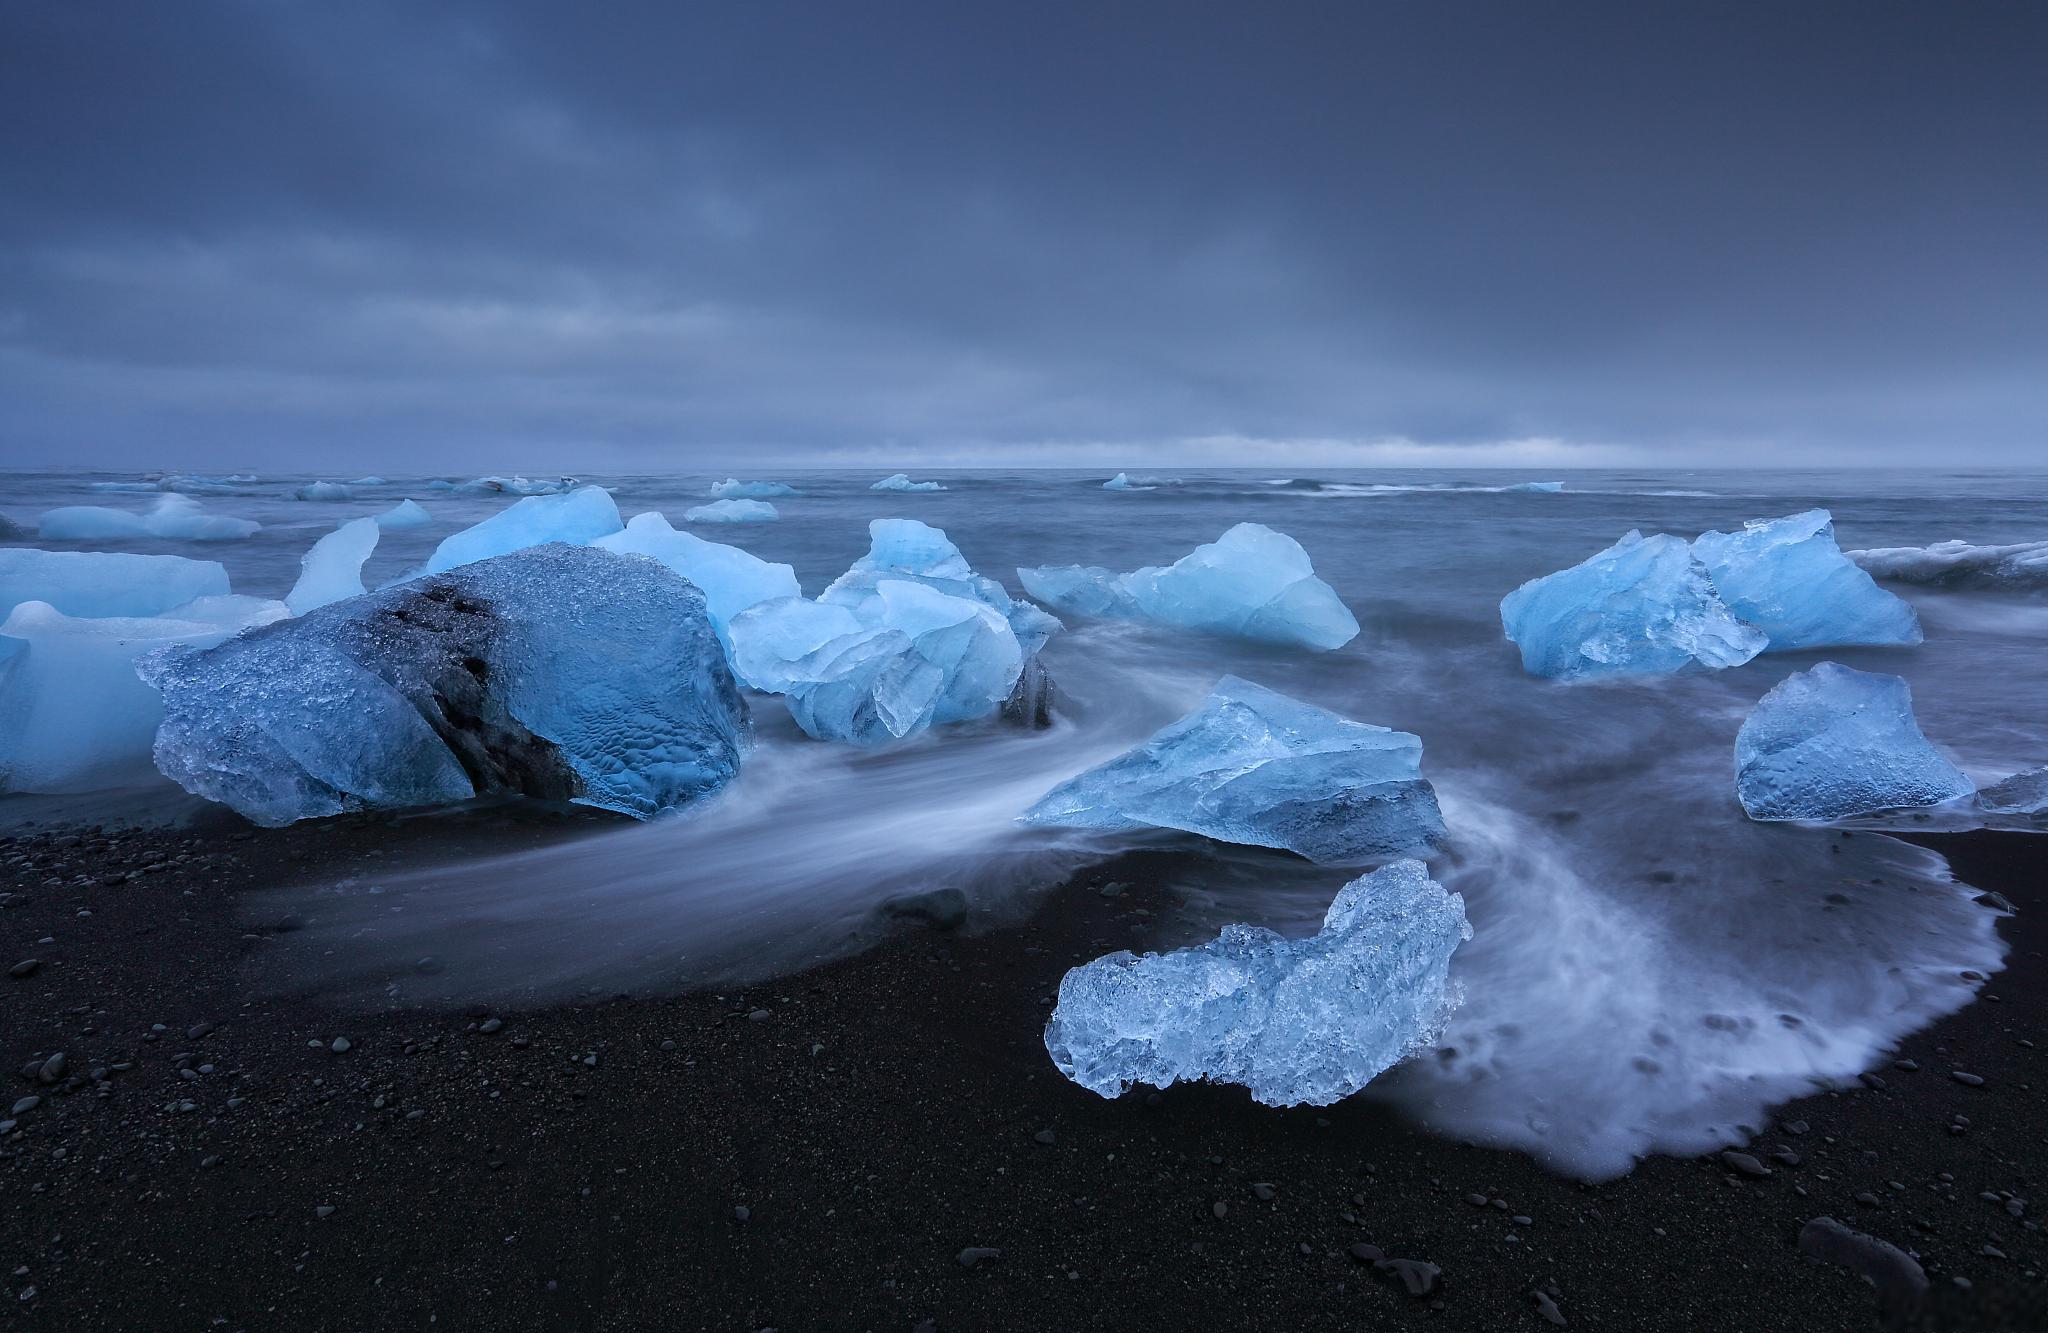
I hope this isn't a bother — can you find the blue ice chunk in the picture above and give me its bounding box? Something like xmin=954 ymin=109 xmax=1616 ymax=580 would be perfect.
xmin=294 ymin=482 xmax=354 ymax=501
xmin=709 ymin=478 xmax=800 ymax=499
xmin=1734 ymin=662 xmax=1973 ymax=821
xmin=142 ymin=544 xmax=748 ymax=826
xmin=1849 ymin=538 xmax=2048 ymax=591
xmin=1692 ymin=510 xmax=1921 ymax=651
xmin=870 ymin=473 xmax=945 ymax=492
xmin=376 ymin=500 xmax=433 ymax=529
xmin=1103 ymin=473 xmax=1156 ymax=491
xmin=420 ymin=485 xmax=622 ymax=574
xmin=349 ymin=476 xmax=387 ymax=486
xmin=822 ymin=518 xmax=1062 ymax=654
xmin=594 ymin=511 xmax=799 ymax=642
xmin=0 ymin=549 xmax=231 ymax=622
xmin=1978 ymin=764 xmax=2048 ymax=817
xmin=1044 ymin=859 xmax=1470 ymax=1106
xmin=1024 ymin=676 xmax=1445 ymax=862
xmin=38 ymin=495 xmax=261 ymax=542
xmin=1503 ymin=480 xmax=1565 ymax=493
xmin=684 ymin=498 xmax=778 ymax=524
xmin=1500 ymin=530 xmax=1766 ymax=679
xmin=456 ymin=475 xmax=577 ymax=496
xmin=1018 ymin=523 xmax=1357 ymax=650
xmin=286 ymin=517 xmax=381 ymax=615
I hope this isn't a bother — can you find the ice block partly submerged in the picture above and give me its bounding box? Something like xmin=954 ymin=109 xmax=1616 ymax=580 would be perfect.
xmin=1734 ymin=662 xmax=1973 ymax=821
xmin=1848 ymin=538 xmax=2048 ymax=590
xmin=1045 ymin=859 xmax=1470 ymax=1106
xmin=1693 ymin=510 xmax=1920 ymax=650
xmin=1024 ymin=676 xmax=1444 ymax=862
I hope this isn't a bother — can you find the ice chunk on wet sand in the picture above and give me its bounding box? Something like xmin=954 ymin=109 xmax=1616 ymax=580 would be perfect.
xmin=1734 ymin=662 xmax=1973 ymax=821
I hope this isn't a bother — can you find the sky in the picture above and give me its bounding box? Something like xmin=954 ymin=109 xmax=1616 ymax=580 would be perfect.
xmin=3 ymin=1 xmax=2044 ymax=471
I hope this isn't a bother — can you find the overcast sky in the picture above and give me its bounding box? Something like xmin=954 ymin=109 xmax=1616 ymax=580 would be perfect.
xmin=3 ymin=1 xmax=2043 ymax=470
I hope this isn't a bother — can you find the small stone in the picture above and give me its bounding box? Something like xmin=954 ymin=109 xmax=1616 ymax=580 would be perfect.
xmin=1251 ymin=1182 xmax=1276 ymax=1202
xmin=1950 ymin=1070 xmax=1985 ymax=1087
xmin=330 ymin=1037 xmax=352 ymax=1054
xmin=315 ymin=1205 xmax=335 ymax=1218
xmin=1032 ymin=1129 xmax=1056 ymax=1146
xmin=1534 ymin=1289 xmax=1567 ymax=1326
xmin=1348 ymin=1243 xmax=1386 ymax=1264
xmin=748 ymin=1009 xmax=771 ymax=1023
xmin=1212 ymin=1201 xmax=1228 ymax=1219
xmin=10 ymin=1096 xmax=40 ymax=1116
xmin=956 ymin=1246 xmax=1001 ymax=1269
xmin=8 ymin=959 xmax=38 ymax=979
xmin=1374 ymin=1258 xmax=1441 ymax=1298
xmin=479 ymin=1019 xmax=503 ymax=1034
xmin=1720 ymin=1150 xmax=1771 ymax=1179
xmin=733 ymin=1205 xmax=750 ymax=1222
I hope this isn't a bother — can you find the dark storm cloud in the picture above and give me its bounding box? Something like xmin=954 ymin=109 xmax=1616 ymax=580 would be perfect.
xmin=2 ymin=1 xmax=2043 ymax=468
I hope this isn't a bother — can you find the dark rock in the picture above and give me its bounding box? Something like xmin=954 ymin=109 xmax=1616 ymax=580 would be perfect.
xmin=8 ymin=959 xmax=39 ymax=979
xmin=880 ymin=888 xmax=969 ymax=932
xmin=1798 ymin=1216 xmax=1927 ymax=1315
xmin=1720 ymin=1150 xmax=1771 ymax=1179
xmin=1001 ymin=657 xmax=1056 ymax=729
xmin=956 ymin=1247 xmax=1002 ymax=1269
xmin=1950 ymin=1070 xmax=1985 ymax=1087
xmin=1374 ymin=1258 xmax=1441 ymax=1298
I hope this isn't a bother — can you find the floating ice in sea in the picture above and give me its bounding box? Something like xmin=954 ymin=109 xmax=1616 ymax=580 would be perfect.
xmin=594 ymin=512 xmax=799 ymax=641
xmin=1503 ymin=480 xmax=1565 ymax=493
xmin=1103 ymin=473 xmax=1158 ymax=491
xmin=349 ymin=476 xmax=387 ymax=486
xmin=821 ymin=518 xmax=1062 ymax=653
xmin=286 ymin=517 xmax=381 ymax=615
xmin=37 ymin=494 xmax=261 ymax=543
xmin=1044 ymin=859 xmax=1470 ymax=1106
xmin=1500 ymin=530 xmax=1766 ymax=679
xmin=376 ymin=499 xmax=432 ymax=529
xmin=456 ymin=475 xmax=577 ymax=496
xmin=709 ymin=478 xmax=800 ymax=499
xmin=1025 ymin=676 xmax=1445 ymax=862
xmin=1693 ymin=510 xmax=1921 ymax=651
xmin=0 ymin=595 xmax=287 ymax=793
xmin=870 ymin=473 xmax=944 ymax=492
xmin=0 ymin=549 xmax=231 ymax=622
xmin=684 ymin=498 xmax=778 ymax=524
xmin=142 ymin=544 xmax=748 ymax=826
xmin=426 ymin=479 xmax=456 ymax=491
xmin=294 ymin=482 xmax=354 ymax=502
xmin=420 ymin=485 xmax=622 ymax=575
xmin=1848 ymin=538 xmax=2048 ymax=590
xmin=1734 ymin=662 xmax=1973 ymax=821
xmin=1978 ymin=764 xmax=2048 ymax=817
xmin=0 ymin=514 xmax=25 ymax=540
xmin=87 ymin=481 xmax=161 ymax=493
xmin=1019 ymin=523 xmax=1357 ymax=650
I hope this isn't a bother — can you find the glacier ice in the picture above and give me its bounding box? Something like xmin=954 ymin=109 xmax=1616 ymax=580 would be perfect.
xmin=0 ymin=595 xmax=287 ymax=793
xmin=376 ymin=499 xmax=433 ymax=529
xmin=709 ymin=478 xmax=799 ymax=499
xmin=142 ymin=543 xmax=749 ymax=826
xmin=349 ymin=476 xmax=387 ymax=486
xmin=1018 ymin=523 xmax=1357 ymax=650
xmin=1504 ymin=480 xmax=1565 ymax=493
xmin=1500 ymin=530 xmax=1767 ymax=679
xmin=821 ymin=518 xmax=1061 ymax=654
xmin=1 ymin=548 xmax=231 ymax=622
xmin=1043 ymin=859 xmax=1470 ymax=1106
xmin=1979 ymin=764 xmax=2048 ymax=817
xmin=1023 ymin=676 xmax=1445 ymax=863
xmin=294 ymin=482 xmax=354 ymax=502
xmin=1734 ymin=662 xmax=1973 ymax=821
xmin=1849 ymin=538 xmax=2048 ymax=590
xmin=1103 ymin=473 xmax=1155 ymax=491
xmin=88 ymin=481 xmax=161 ymax=493
xmin=1693 ymin=510 xmax=1921 ymax=650
xmin=38 ymin=494 xmax=261 ymax=542
xmin=594 ymin=511 xmax=799 ymax=640
xmin=420 ymin=485 xmax=622 ymax=575
xmin=286 ymin=517 xmax=381 ymax=615
xmin=456 ymin=475 xmax=577 ymax=496
xmin=684 ymin=498 xmax=778 ymax=524
xmin=870 ymin=473 xmax=944 ymax=492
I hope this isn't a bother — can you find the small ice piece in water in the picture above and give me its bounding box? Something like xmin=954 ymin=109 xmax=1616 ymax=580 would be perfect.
xmin=0 ymin=548 xmax=230 ymax=621
xmin=1847 ymin=538 xmax=2048 ymax=590
xmin=294 ymin=482 xmax=354 ymax=502
xmin=1019 ymin=523 xmax=1357 ymax=650
xmin=1976 ymin=763 xmax=2048 ymax=817
xmin=1692 ymin=510 xmax=1921 ymax=651
xmin=1500 ymin=530 xmax=1766 ymax=679
xmin=421 ymin=485 xmax=622 ymax=574
xmin=709 ymin=478 xmax=799 ymax=499
xmin=349 ymin=476 xmax=387 ymax=486
xmin=38 ymin=495 xmax=261 ymax=543
xmin=0 ymin=513 xmax=26 ymax=540
xmin=142 ymin=544 xmax=748 ymax=825
xmin=595 ymin=511 xmax=799 ymax=641
xmin=870 ymin=473 xmax=944 ymax=492
xmin=376 ymin=499 xmax=432 ymax=529
xmin=456 ymin=475 xmax=576 ymax=496
xmin=1103 ymin=473 xmax=1155 ymax=491
xmin=1024 ymin=676 xmax=1445 ymax=862
xmin=1503 ymin=480 xmax=1565 ymax=493
xmin=286 ymin=517 xmax=381 ymax=615
xmin=1044 ymin=859 xmax=1470 ymax=1106
xmin=684 ymin=498 xmax=778 ymax=524
xmin=1734 ymin=662 xmax=1973 ymax=821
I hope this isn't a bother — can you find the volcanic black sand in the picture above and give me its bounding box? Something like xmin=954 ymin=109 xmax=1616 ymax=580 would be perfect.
xmin=1 ymin=811 xmax=2043 ymax=1332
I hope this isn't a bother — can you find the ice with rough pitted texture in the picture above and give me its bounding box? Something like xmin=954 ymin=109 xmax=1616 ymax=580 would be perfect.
xmin=1500 ymin=530 xmax=1766 ymax=679
xmin=685 ymin=498 xmax=778 ymax=524
xmin=1849 ymin=539 xmax=2048 ymax=590
xmin=38 ymin=494 xmax=260 ymax=542
xmin=594 ymin=511 xmax=799 ymax=642
xmin=0 ymin=549 xmax=230 ymax=622
xmin=287 ymin=517 xmax=381 ymax=615
xmin=1735 ymin=662 xmax=1973 ymax=821
xmin=421 ymin=485 xmax=622 ymax=574
xmin=1979 ymin=764 xmax=2048 ymax=817
xmin=1044 ymin=859 xmax=1470 ymax=1106
xmin=142 ymin=544 xmax=748 ymax=825
xmin=870 ymin=473 xmax=944 ymax=492
xmin=377 ymin=499 xmax=433 ymax=529
xmin=709 ymin=479 xmax=800 ymax=499
xmin=1024 ymin=676 xmax=1445 ymax=862
xmin=1019 ymin=523 xmax=1357 ymax=650
xmin=1693 ymin=510 xmax=1921 ymax=651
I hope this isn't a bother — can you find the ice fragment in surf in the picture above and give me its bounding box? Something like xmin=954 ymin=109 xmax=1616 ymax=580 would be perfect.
xmin=1103 ymin=473 xmax=1165 ymax=491
xmin=376 ymin=499 xmax=433 ymax=529
xmin=1503 ymin=480 xmax=1565 ymax=493
xmin=1848 ymin=538 xmax=2048 ymax=590
xmin=1977 ymin=763 xmax=2048 ymax=817
xmin=0 ymin=549 xmax=231 ymax=622
xmin=1734 ymin=662 xmax=1972 ymax=821
xmin=0 ymin=514 xmax=28 ymax=540
xmin=1018 ymin=523 xmax=1357 ymax=650
xmin=594 ymin=511 xmax=799 ymax=642
xmin=709 ymin=478 xmax=799 ymax=499
xmin=293 ymin=482 xmax=354 ymax=502
xmin=1500 ymin=530 xmax=1766 ymax=679
xmin=1044 ymin=859 xmax=1470 ymax=1106
xmin=870 ymin=473 xmax=944 ymax=492
xmin=142 ymin=544 xmax=747 ymax=825
xmin=683 ymin=498 xmax=778 ymax=524
xmin=286 ymin=517 xmax=381 ymax=615
xmin=37 ymin=494 xmax=261 ymax=543
xmin=456 ymin=475 xmax=577 ymax=496
xmin=1024 ymin=676 xmax=1445 ymax=863
xmin=1692 ymin=510 xmax=1920 ymax=651
xmin=420 ymin=485 xmax=622 ymax=574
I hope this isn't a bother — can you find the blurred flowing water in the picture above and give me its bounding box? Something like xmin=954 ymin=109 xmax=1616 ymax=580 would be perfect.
xmin=4 ymin=465 xmax=2043 ymax=1177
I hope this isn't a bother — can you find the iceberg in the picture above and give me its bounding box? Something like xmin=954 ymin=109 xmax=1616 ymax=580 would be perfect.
xmin=1044 ymin=859 xmax=1470 ymax=1106
xmin=1692 ymin=510 xmax=1921 ymax=650
xmin=457 ymin=475 xmax=576 ymax=496
xmin=294 ymin=482 xmax=354 ymax=502
xmin=594 ymin=511 xmax=799 ymax=640
xmin=1023 ymin=677 xmax=1445 ymax=863
xmin=684 ymin=498 xmax=778 ymax=524
xmin=142 ymin=543 xmax=748 ymax=826
xmin=420 ymin=485 xmax=622 ymax=575
xmin=426 ymin=479 xmax=456 ymax=491
xmin=1848 ymin=538 xmax=2048 ymax=590
xmin=1 ymin=549 xmax=230 ymax=622
xmin=709 ymin=478 xmax=800 ymax=499
xmin=1734 ymin=662 xmax=1973 ymax=821
xmin=1019 ymin=523 xmax=1357 ymax=650
xmin=0 ymin=595 xmax=287 ymax=793
xmin=1979 ymin=764 xmax=2048 ymax=817
xmin=1103 ymin=473 xmax=1156 ymax=491
xmin=38 ymin=495 xmax=261 ymax=543
xmin=158 ymin=473 xmax=255 ymax=495
xmin=871 ymin=473 xmax=944 ymax=492
xmin=821 ymin=518 xmax=1061 ymax=654
xmin=376 ymin=499 xmax=433 ymax=529
xmin=1500 ymin=530 xmax=1766 ymax=679
xmin=286 ymin=517 xmax=381 ymax=615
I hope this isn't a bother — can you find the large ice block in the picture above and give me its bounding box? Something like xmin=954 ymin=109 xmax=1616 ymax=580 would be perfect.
xmin=286 ymin=517 xmax=381 ymax=615
xmin=594 ymin=512 xmax=799 ymax=640
xmin=684 ymin=498 xmax=778 ymax=524
xmin=38 ymin=494 xmax=260 ymax=542
xmin=1734 ymin=662 xmax=1973 ymax=821
xmin=1024 ymin=677 xmax=1445 ymax=862
xmin=870 ymin=473 xmax=944 ymax=492
xmin=0 ymin=549 xmax=231 ymax=622
xmin=142 ymin=543 xmax=748 ymax=825
xmin=709 ymin=478 xmax=799 ymax=499
xmin=1044 ymin=859 xmax=1470 ymax=1106
xmin=1500 ymin=530 xmax=1767 ymax=679
xmin=821 ymin=518 xmax=1062 ymax=654
xmin=1692 ymin=510 xmax=1921 ymax=651
xmin=1978 ymin=764 xmax=2048 ymax=817
xmin=420 ymin=485 xmax=622 ymax=574
xmin=1848 ymin=539 xmax=2048 ymax=590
